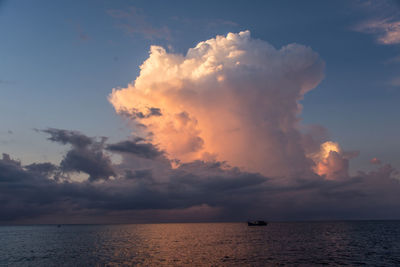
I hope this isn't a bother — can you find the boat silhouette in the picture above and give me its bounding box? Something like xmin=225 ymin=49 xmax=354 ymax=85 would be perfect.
xmin=247 ymin=220 xmax=267 ymax=226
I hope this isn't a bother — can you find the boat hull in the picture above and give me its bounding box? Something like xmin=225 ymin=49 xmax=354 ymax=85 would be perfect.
xmin=247 ymin=221 xmax=267 ymax=226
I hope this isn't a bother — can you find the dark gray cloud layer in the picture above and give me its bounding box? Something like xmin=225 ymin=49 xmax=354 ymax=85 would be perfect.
xmin=42 ymin=128 xmax=115 ymax=181
xmin=43 ymin=128 xmax=94 ymax=147
xmin=107 ymin=138 xmax=163 ymax=159
xmin=0 ymin=129 xmax=400 ymax=223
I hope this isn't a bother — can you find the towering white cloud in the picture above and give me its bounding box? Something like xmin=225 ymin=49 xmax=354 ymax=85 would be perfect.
xmin=109 ymin=31 xmax=328 ymax=177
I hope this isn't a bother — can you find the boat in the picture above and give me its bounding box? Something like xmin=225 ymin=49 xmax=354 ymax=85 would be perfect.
xmin=247 ymin=220 xmax=267 ymax=226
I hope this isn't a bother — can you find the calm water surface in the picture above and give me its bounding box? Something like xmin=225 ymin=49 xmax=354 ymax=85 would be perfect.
xmin=1 ymin=221 xmax=400 ymax=266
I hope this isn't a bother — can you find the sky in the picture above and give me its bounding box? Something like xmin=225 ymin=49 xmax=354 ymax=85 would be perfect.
xmin=1 ymin=0 xmax=400 ymax=223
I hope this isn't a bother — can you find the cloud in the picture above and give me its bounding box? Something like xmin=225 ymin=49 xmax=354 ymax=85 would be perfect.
xmin=385 ymin=54 xmax=400 ymax=64
xmin=41 ymin=128 xmax=115 ymax=182
xmin=353 ymin=0 xmax=400 ymax=45
xmin=0 ymin=79 xmax=14 ymax=85
xmin=389 ymin=76 xmax=400 ymax=87
xmin=107 ymin=138 xmax=164 ymax=159
xmin=25 ymin=162 xmax=58 ymax=176
xmin=1 ymin=32 xmax=400 ymax=223
xmin=0 ymin=149 xmax=269 ymax=222
xmin=43 ymin=128 xmax=93 ymax=147
xmin=76 ymin=23 xmax=90 ymax=41
xmin=0 ymin=153 xmax=63 ymax=221
xmin=109 ymin=31 xmax=327 ymax=178
xmin=370 ymin=157 xmax=382 ymax=165
xmin=355 ymin=19 xmax=400 ymax=45
xmin=310 ymin=141 xmax=358 ymax=180
xmin=353 ymin=0 xmax=400 ymax=90
xmin=1 ymin=144 xmax=400 ymax=223
xmin=0 ymin=130 xmax=399 ymax=223
xmin=124 ymin=169 xmax=153 ymax=180
xmin=107 ymin=7 xmax=171 ymax=40
xmin=60 ymin=148 xmax=115 ymax=182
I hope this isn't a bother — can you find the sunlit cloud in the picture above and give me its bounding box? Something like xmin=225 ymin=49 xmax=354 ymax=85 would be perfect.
xmin=370 ymin=157 xmax=382 ymax=165
xmin=311 ymin=141 xmax=348 ymax=180
xmin=353 ymin=0 xmax=400 ymax=45
xmin=355 ymin=19 xmax=400 ymax=45
xmin=109 ymin=31 xmax=331 ymax=178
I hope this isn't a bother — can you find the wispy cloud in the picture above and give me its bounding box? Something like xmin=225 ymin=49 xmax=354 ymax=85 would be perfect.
xmin=76 ymin=23 xmax=90 ymax=41
xmin=389 ymin=76 xmax=400 ymax=87
xmin=370 ymin=157 xmax=382 ymax=165
xmin=353 ymin=0 xmax=400 ymax=45
xmin=106 ymin=7 xmax=238 ymax=42
xmin=170 ymin=16 xmax=238 ymax=30
xmin=107 ymin=7 xmax=171 ymax=41
xmin=0 ymin=79 xmax=15 ymax=85
xmin=356 ymin=18 xmax=400 ymax=45
xmin=67 ymin=20 xmax=91 ymax=42
xmin=384 ymin=54 xmax=400 ymax=65
xmin=353 ymin=0 xmax=400 ymax=86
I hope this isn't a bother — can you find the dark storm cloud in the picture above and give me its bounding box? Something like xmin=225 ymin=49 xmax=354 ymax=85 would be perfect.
xmin=60 ymin=148 xmax=115 ymax=182
xmin=0 ymin=152 xmax=267 ymax=222
xmin=124 ymin=169 xmax=153 ymax=180
xmin=1 ymin=130 xmax=400 ymax=223
xmin=25 ymin=162 xmax=58 ymax=176
xmin=42 ymin=128 xmax=93 ymax=147
xmin=41 ymin=128 xmax=115 ymax=181
xmin=0 ymin=154 xmax=63 ymax=221
xmin=107 ymin=138 xmax=163 ymax=159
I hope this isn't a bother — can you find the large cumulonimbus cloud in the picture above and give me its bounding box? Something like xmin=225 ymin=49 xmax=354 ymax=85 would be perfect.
xmin=109 ymin=31 xmax=339 ymax=178
xmin=2 ymin=32 xmax=399 ymax=223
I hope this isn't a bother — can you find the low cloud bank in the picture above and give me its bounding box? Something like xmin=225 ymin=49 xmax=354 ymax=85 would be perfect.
xmin=0 ymin=129 xmax=399 ymax=223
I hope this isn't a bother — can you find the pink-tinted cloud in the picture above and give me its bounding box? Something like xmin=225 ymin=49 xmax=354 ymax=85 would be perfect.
xmin=355 ymin=19 xmax=400 ymax=45
xmin=370 ymin=157 xmax=382 ymax=165
xmin=389 ymin=76 xmax=400 ymax=87
xmin=109 ymin=31 xmax=329 ymax=178
xmin=311 ymin=142 xmax=348 ymax=180
xmin=353 ymin=0 xmax=400 ymax=45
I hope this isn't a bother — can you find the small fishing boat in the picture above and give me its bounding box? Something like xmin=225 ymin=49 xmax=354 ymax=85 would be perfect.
xmin=247 ymin=220 xmax=267 ymax=226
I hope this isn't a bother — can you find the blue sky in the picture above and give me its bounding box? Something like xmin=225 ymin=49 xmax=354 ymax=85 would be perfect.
xmin=1 ymin=0 xmax=400 ymax=172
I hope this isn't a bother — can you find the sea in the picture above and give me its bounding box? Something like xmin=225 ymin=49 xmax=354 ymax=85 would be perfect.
xmin=1 ymin=221 xmax=399 ymax=266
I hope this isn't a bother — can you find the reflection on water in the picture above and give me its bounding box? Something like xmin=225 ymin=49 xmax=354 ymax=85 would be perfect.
xmin=1 ymin=221 xmax=400 ymax=266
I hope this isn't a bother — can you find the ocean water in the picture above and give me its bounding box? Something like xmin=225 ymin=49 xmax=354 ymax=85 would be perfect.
xmin=1 ymin=221 xmax=399 ymax=266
